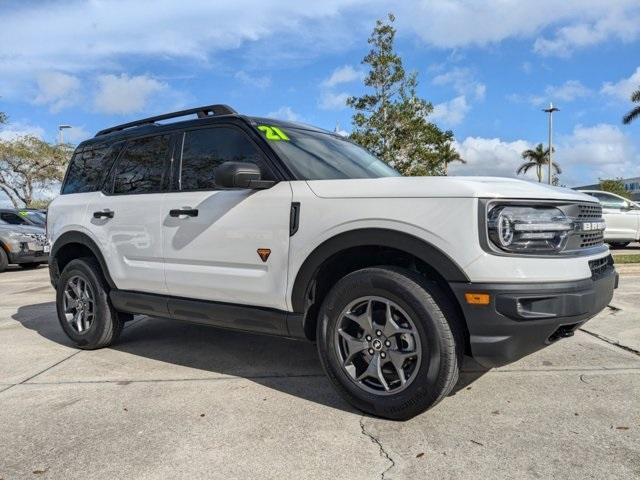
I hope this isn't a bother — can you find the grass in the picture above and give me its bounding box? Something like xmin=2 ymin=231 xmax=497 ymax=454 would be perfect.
xmin=613 ymin=254 xmax=640 ymax=264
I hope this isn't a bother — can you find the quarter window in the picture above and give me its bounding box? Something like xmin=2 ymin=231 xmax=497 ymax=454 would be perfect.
xmin=180 ymin=127 xmax=268 ymax=191
xmin=112 ymin=135 xmax=170 ymax=194
xmin=62 ymin=144 xmax=121 ymax=194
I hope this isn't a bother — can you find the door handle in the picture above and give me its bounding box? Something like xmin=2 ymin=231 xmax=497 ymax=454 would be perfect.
xmin=93 ymin=209 xmax=114 ymax=219
xmin=169 ymin=208 xmax=199 ymax=217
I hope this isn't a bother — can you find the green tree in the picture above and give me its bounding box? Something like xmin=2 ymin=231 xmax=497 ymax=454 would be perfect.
xmin=599 ymin=178 xmax=631 ymax=199
xmin=0 ymin=135 xmax=71 ymax=208
xmin=436 ymin=141 xmax=465 ymax=175
xmin=347 ymin=14 xmax=453 ymax=176
xmin=517 ymin=143 xmax=561 ymax=183
xmin=623 ymin=87 xmax=640 ymax=124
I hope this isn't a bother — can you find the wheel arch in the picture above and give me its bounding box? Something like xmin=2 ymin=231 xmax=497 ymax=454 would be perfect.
xmin=50 ymin=231 xmax=114 ymax=289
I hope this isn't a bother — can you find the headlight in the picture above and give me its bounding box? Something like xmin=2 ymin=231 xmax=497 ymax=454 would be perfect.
xmin=487 ymin=205 xmax=572 ymax=253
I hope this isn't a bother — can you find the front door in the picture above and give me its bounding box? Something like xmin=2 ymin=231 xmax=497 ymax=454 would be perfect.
xmin=162 ymin=125 xmax=292 ymax=310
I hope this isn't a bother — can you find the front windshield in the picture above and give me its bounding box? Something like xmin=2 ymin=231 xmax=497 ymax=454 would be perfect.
xmin=20 ymin=211 xmax=46 ymax=226
xmin=262 ymin=126 xmax=399 ymax=180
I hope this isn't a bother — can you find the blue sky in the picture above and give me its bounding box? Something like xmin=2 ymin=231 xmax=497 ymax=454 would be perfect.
xmin=1 ymin=0 xmax=639 ymax=201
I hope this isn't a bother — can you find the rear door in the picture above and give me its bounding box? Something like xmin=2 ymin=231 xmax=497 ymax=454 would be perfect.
xmin=85 ymin=134 xmax=173 ymax=294
xmin=162 ymin=124 xmax=292 ymax=310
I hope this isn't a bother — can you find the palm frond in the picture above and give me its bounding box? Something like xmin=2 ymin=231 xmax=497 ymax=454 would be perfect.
xmin=623 ymin=105 xmax=640 ymax=125
xmin=516 ymin=161 xmax=536 ymax=175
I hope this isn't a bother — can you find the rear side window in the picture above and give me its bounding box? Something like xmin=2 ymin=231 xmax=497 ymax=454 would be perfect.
xmin=62 ymin=144 xmax=121 ymax=194
xmin=112 ymin=135 xmax=171 ymax=195
xmin=180 ymin=127 xmax=269 ymax=191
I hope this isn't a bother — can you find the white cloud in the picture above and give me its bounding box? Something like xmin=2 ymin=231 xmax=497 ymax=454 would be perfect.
xmin=33 ymin=71 xmax=81 ymax=112
xmin=432 ymin=67 xmax=485 ymax=100
xmin=93 ymin=74 xmax=167 ymax=115
xmin=235 ymin=70 xmax=271 ymax=89
xmin=533 ymin=6 xmax=640 ymax=57
xmin=266 ymin=106 xmax=301 ymax=122
xmin=449 ymin=123 xmax=640 ymax=186
xmin=319 ymin=91 xmax=350 ymax=110
xmin=431 ymin=96 xmax=470 ymax=126
xmin=544 ymin=80 xmax=592 ymax=102
xmin=449 ymin=136 xmax=535 ymax=179
xmin=322 ymin=65 xmax=361 ymax=87
xmin=601 ymin=67 xmax=640 ymax=101
xmin=508 ymin=80 xmax=592 ymax=106
xmin=558 ymin=123 xmax=640 ymax=185
xmin=0 ymin=122 xmax=45 ymax=141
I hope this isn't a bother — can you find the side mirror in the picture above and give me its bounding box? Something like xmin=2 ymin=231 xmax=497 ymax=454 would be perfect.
xmin=215 ymin=162 xmax=275 ymax=189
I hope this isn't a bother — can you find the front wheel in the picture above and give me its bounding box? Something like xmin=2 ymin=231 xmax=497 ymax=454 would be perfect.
xmin=317 ymin=267 xmax=462 ymax=420
xmin=56 ymin=257 xmax=123 ymax=349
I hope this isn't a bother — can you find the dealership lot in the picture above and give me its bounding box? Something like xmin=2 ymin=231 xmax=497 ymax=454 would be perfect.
xmin=1 ymin=267 xmax=638 ymax=479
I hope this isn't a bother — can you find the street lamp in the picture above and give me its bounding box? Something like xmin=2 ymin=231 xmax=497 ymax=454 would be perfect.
xmin=542 ymin=104 xmax=559 ymax=185
xmin=58 ymin=125 xmax=71 ymax=144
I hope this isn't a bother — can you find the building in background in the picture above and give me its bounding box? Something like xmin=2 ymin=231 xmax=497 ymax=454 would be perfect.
xmin=576 ymin=176 xmax=640 ymax=201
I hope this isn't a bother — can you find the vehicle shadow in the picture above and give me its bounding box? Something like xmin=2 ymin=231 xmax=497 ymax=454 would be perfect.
xmin=12 ymin=302 xmax=488 ymax=417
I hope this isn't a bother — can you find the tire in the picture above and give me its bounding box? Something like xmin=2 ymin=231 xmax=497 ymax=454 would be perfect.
xmin=609 ymin=242 xmax=630 ymax=249
xmin=19 ymin=262 xmax=41 ymax=270
xmin=0 ymin=248 xmax=8 ymax=273
xmin=317 ymin=266 xmax=463 ymax=420
xmin=56 ymin=257 xmax=123 ymax=349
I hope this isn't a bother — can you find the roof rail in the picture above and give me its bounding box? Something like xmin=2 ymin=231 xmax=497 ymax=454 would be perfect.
xmin=95 ymin=104 xmax=238 ymax=137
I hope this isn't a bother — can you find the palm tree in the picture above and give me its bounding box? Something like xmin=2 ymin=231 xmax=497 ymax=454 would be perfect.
xmin=517 ymin=143 xmax=561 ymax=183
xmin=623 ymin=87 xmax=640 ymax=124
xmin=438 ymin=142 xmax=466 ymax=175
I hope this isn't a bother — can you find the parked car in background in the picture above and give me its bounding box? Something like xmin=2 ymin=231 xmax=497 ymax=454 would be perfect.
xmin=0 ymin=219 xmax=48 ymax=272
xmin=578 ymin=190 xmax=640 ymax=248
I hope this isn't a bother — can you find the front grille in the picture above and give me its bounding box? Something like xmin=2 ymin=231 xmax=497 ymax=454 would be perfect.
xmin=578 ymin=203 xmax=602 ymax=219
xmin=580 ymin=231 xmax=604 ymax=248
xmin=589 ymin=255 xmax=614 ymax=278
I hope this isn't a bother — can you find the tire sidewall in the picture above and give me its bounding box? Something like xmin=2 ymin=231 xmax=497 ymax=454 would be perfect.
xmin=317 ymin=268 xmax=456 ymax=419
xmin=56 ymin=259 xmax=115 ymax=349
xmin=0 ymin=248 xmax=8 ymax=272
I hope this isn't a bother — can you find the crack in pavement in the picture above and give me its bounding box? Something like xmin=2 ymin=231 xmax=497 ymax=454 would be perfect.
xmin=579 ymin=328 xmax=640 ymax=357
xmin=0 ymin=350 xmax=83 ymax=395
xmin=360 ymin=416 xmax=395 ymax=480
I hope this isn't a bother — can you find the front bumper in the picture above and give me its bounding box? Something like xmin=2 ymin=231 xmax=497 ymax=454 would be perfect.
xmin=8 ymin=249 xmax=49 ymax=265
xmin=450 ymin=264 xmax=618 ymax=368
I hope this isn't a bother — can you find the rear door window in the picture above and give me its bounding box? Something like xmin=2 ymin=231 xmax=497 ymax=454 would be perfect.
xmin=0 ymin=211 xmax=29 ymax=225
xmin=111 ymin=135 xmax=171 ymax=195
xmin=179 ymin=127 xmax=270 ymax=191
xmin=62 ymin=144 xmax=122 ymax=194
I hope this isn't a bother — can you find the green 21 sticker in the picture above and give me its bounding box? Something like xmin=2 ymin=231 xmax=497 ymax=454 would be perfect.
xmin=258 ymin=125 xmax=289 ymax=141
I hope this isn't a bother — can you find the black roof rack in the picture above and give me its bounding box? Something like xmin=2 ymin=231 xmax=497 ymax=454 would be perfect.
xmin=95 ymin=104 xmax=238 ymax=137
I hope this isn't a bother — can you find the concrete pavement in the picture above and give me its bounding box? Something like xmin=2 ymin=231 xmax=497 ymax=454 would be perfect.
xmin=1 ymin=266 xmax=639 ymax=479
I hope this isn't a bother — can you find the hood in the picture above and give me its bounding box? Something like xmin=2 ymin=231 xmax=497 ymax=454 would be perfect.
xmin=306 ymin=176 xmax=595 ymax=202
xmin=0 ymin=223 xmax=45 ymax=235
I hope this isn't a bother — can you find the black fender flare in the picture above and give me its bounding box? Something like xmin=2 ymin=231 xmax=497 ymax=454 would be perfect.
xmin=290 ymin=228 xmax=469 ymax=313
xmin=50 ymin=231 xmax=115 ymax=289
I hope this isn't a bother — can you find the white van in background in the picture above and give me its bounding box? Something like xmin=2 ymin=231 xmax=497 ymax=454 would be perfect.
xmin=579 ymin=190 xmax=640 ymax=248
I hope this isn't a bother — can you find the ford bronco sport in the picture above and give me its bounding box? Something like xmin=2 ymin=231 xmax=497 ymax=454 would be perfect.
xmin=48 ymin=104 xmax=617 ymax=419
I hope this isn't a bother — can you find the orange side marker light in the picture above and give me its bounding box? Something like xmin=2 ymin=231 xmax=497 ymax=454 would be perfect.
xmin=465 ymin=293 xmax=491 ymax=305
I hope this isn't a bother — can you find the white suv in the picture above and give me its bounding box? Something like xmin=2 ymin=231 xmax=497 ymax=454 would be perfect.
xmin=47 ymin=105 xmax=617 ymax=419
xmin=579 ymin=190 xmax=640 ymax=248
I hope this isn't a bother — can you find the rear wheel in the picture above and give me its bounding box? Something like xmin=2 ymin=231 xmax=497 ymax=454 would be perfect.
xmin=317 ymin=266 xmax=462 ymax=420
xmin=56 ymin=257 xmax=123 ymax=349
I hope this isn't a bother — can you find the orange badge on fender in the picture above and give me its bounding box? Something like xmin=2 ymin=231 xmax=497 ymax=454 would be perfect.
xmin=257 ymin=248 xmax=271 ymax=262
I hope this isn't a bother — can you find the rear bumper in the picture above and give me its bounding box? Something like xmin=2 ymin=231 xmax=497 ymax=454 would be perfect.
xmin=450 ymin=265 xmax=618 ymax=368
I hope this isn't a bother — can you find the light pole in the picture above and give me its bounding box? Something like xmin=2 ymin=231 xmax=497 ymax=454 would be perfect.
xmin=58 ymin=125 xmax=71 ymax=144
xmin=542 ymin=103 xmax=559 ymax=185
